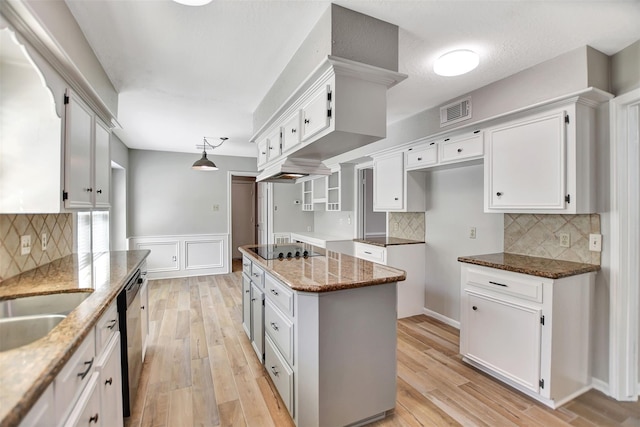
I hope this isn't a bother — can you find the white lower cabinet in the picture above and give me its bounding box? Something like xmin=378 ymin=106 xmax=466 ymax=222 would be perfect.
xmin=250 ymin=282 xmax=265 ymax=362
xmin=242 ymin=256 xmax=265 ymax=363
xmin=459 ymin=263 xmax=595 ymax=408
xmin=18 ymin=385 xmax=54 ymax=427
xmin=62 ymin=372 xmax=101 ymax=427
xmin=242 ymin=274 xmax=252 ymax=338
xmin=95 ymin=332 xmax=123 ymax=427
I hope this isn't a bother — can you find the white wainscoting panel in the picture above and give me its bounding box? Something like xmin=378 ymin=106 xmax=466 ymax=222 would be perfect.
xmin=129 ymin=234 xmax=229 ymax=279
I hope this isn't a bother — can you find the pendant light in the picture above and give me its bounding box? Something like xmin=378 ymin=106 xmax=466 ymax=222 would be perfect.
xmin=192 ymin=137 xmax=227 ymax=171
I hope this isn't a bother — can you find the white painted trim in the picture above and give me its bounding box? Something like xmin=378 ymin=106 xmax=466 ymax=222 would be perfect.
xmin=227 ymin=171 xmax=259 ymax=270
xmin=129 ymin=234 xmax=228 ymax=279
xmin=591 ymin=377 xmax=610 ymax=396
xmin=609 ymin=88 xmax=640 ymax=401
xmin=354 ymin=161 xmax=374 ymax=239
xmin=423 ymin=307 xmax=460 ymax=330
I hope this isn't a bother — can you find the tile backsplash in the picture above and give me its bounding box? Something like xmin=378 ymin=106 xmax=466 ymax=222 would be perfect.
xmin=504 ymin=213 xmax=601 ymax=265
xmin=0 ymin=214 xmax=73 ymax=281
xmin=388 ymin=212 xmax=426 ymax=241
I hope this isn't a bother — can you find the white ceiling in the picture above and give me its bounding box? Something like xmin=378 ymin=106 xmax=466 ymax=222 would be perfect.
xmin=65 ymin=0 xmax=640 ymax=159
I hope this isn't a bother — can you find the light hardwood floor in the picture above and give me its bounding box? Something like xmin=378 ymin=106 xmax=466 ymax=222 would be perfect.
xmin=126 ymin=272 xmax=640 ymax=427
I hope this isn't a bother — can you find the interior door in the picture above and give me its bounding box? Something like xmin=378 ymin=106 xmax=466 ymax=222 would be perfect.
xmin=232 ymin=177 xmax=256 ymax=258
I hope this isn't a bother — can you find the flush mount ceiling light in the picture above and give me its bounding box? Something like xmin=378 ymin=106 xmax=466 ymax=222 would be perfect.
xmin=434 ymin=49 xmax=479 ymax=77
xmin=172 ymin=0 xmax=213 ymax=6
xmin=192 ymin=137 xmax=227 ymax=171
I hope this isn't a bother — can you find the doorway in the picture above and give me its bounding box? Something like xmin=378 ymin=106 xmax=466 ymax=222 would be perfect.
xmin=358 ymin=167 xmax=386 ymax=238
xmin=110 ymin=161 xmax=127 ymax=251
xmin=231 ymin=175 xmax=257 ymax=271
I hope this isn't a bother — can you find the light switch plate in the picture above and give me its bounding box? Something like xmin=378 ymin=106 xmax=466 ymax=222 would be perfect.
xmin=589 ymin=234 xmax=602 ymax=252
xmin=21 ymin=235 xmax=31 ymax=255
xmin=469 ymin=227 xmax=476 ymax=239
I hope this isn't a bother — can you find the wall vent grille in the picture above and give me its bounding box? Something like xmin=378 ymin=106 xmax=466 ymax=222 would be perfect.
xmin=440 ymin=96 xmax=472 ymax=127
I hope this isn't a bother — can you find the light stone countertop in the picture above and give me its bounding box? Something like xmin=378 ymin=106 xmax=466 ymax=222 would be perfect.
xmin=240 ymin=245 xmax=406 ymax=292
xmin=0 ymin=250 xmax=150 ymax=427
xmin=457 ymin=252 xmax=600 ymax=279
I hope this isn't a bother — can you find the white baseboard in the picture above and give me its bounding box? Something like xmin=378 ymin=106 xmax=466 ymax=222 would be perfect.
xmin=591 ymin=377 xmax=610 ymax=396
xmin=423 ymin=307 xmax=460 ymax=329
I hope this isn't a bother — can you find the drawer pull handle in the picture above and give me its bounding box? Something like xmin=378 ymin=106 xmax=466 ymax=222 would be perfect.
xmin=394 ymin=197 xmax=399 ymax=201
xmin=105 ymin=377 xmax=113 ymax=385
xmin=291 ymin=128 xmax=297 ymax=133
xmin=417 ymin=157 xmax=423 ymax=161
xmin=106 ymin=319 xmax=117 ymax=329
xmin=489 ymin=281 xmax=508 ymax=287
xmin=270 ymin=322 xmax=279 ymax=331
xmin=77 ymin=358 xmax=94 ymax=380
xmin=457 ymin=148 xmax=463 ymax=153
xmin=243 ymin=263 xmax=250 ymax=267
xmin=364 ymin=251 xmax=372 ymax=255
xmin=270 ymin=289 xmax=279 ymax=296
xmin=89 ymin=414 xmax=99 ymax=424
xmin=96 ymin=189 xmax=102 ymax=194
xmin=304 ymin=118 xmax=310 ymax=124
xmin=496 ymin=192 xmax=503 ymax=197
xmin=245 ymin=290 xmax=250 ymax=294
xmin=141 ymin=305 xmax=145 ymax=310
xmin=472 ymin=306 xmax=478 ymax=311
xmin=271 ymin=366 xmax=279 ymax=376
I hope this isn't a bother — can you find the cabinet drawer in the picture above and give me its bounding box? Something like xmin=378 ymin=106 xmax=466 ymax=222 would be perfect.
xmin=466 ymin=267 xmax=543 ymax=303
xmin=250 ymin=263 xmax=265 ymax=287
xmin=354 ymin=242 xmax=386 ymax=265
xmin=265 ymin=274 xmax=293 ymax=316
xmin=95 ymin=302 xmax=118 ymax=356
xmin=242 ymin=256 xmax=252 ymax=277
xmin=265 ymin=300 xmax=294 ymax=365
xmin=405 ymin=144 xmax=437 ymax=169
xmin=265 ymin=336 xmax=294 ymax=417
xmin=440 ymin=133 xmax=483 ymax=164
xmin=55 ymin=329 xmax=96 ymax=424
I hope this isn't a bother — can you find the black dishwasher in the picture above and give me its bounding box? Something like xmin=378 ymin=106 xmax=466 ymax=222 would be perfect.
xmin=117 ymin=268 xmax=142 ymax=417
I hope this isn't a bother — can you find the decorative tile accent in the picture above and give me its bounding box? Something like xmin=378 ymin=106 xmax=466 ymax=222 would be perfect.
xmin=388 ymin=212 xmax=425 ymax=241
xmin=504 ymin=214 xmax=601 ymax=265
xmin=0 ymin=214 xmax=73 ymax=281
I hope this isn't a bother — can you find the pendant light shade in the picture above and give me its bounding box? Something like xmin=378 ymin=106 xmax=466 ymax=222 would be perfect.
xmin=192 ymin=151 xmax=218 ymax=170
xmin=192 ymin=137 xmax=227 ymax=171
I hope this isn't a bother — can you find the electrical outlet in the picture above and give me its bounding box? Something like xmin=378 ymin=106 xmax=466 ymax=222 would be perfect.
xmin=307 ymin=226 xmax=312 ymax=232
xmin=559 ymin=233 xmax=571 ymax=248
xmin=589 ymin=233 xmax=602 ymax=252
xmin=347 ymin=215 xmax=351 ymax=225
xmin=42 ymin=233 xmax=48 ymax=251
xmin=394 ymin=222 xmax=399 ymax=231
xmin=21 ymin=235 xmax=31 ymax=255
xmin=469 ymin=227 xmax=476 ymax=239
xmin=212 ymin=204 xmax=220 ymax=211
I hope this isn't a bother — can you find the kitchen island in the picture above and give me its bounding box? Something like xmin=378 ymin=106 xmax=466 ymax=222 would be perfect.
xmin=239 ymin=244 xmax=406 ymax=427
xmin=0 ymin=250 xmax=149 ymax=427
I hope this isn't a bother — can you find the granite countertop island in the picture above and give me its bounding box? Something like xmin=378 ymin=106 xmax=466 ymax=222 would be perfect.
xmin=353 ymin=236 xmax=425 ymax=247
xmin=0 ymin=250 xmax=149 ymax=427
xmin=239 ymin=244 xmax=406 ymax=292
xmin=457 ymin=252 xmax=600 ymax=279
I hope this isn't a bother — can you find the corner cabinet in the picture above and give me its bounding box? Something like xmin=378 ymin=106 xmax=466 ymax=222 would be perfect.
xmin=373 ymin=151 xmax=426 ymax=212
xmin=459 ymin=263 xmax=595 ymax=408
xmin=64 ymin=90 xmax=111 ymax=209
xmin=484 ymin=99 xmax=597 ymax=213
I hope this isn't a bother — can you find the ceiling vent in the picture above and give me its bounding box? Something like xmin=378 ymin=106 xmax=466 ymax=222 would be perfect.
xmin=440 ymin=96 xmax=471 ymax=127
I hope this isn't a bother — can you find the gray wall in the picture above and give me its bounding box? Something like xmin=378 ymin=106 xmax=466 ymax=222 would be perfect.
xmin=611 ymin=40 xmax=640 ymax=95
xmin=111 ymin=134 xmax=129 ymax=169
xmin=128 ymin=150 xmax=256 ymax=237
xmin=424 ymin=164 xmax=504 ymax=321
xmin=314 ymin=210 xmax=355 ymax=239
xmin=272 ymin=183 xmax=313 ymax=233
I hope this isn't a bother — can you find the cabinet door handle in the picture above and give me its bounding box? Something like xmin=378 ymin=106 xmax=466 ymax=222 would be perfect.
xmin=291 ymin=128 xmax=297 ymax=133
xmin=105 ymin=377 xmax=113 ymax=385
xmin=271 ymin=366 xmax=279 ymax=376
xmin=270 ymin=289 xmax=279 ymax=296
xmin=457 ymin=148 xmax=463 ymax=153
xmin=270 ymin=322 xmax=279 ymax=331
xmin=394 ymin=197 xmax=399 ymax=201
xmin=77 ymin=357 xmax=94 ymax=380
xmin=252 ymin=273 xmax=260 ymax=277
xmin=417 ymin=157 xmax=423 ymax=161
xmin=472 ymin=306 xmax=478 ymax=311
xmin=141 ymin=305 xmax=145 ymax=310
xmin=96 ymin=189 xmax=102 ymax=194
xmin=106 ymin=319 xmax=117 ymax=330
xmin=496 ymin=192 xmax=503 ymax=197
xmin=243 ymin=262 xmax=250 ymax=267
xmin=251 ymin=298 xmax=256 ymax=302
xmin=89 ymin=414 xmax=99 ymax=424
xmin=245 ymin=290 xmax=250 ymax=294
xmin=489 ymin=281 xmax=508 ymax=287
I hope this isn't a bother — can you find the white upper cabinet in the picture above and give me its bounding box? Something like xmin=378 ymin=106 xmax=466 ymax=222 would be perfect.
xmin=267 ymin=127 xmax=282 ymax=161
xmin=64 ymin=91 xmax=111 ymax=209
xmin=301 ymin=84 xmax=331 ymax=142
xmin=281 ymin=111 xmax=301 ymax=154
xmin=439 ymin=131 xmax=484 ymax=164
xmin=256 ymin=138 xmax=269 ymax=169
xmin=484 ymin=100 xmax=597 ymax=214
xmin=373 ymin=152 xmax=404 ymax=211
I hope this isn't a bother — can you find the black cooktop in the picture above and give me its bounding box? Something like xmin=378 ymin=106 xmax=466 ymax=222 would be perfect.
xmin=249 ymin=244 xmax=321 ymax=260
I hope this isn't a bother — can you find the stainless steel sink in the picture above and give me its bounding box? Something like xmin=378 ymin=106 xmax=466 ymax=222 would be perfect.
xmin=0 ymin=292 xmax=90 ymax=318
xmin=0 ymin=314 xmax=66 ymax=351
